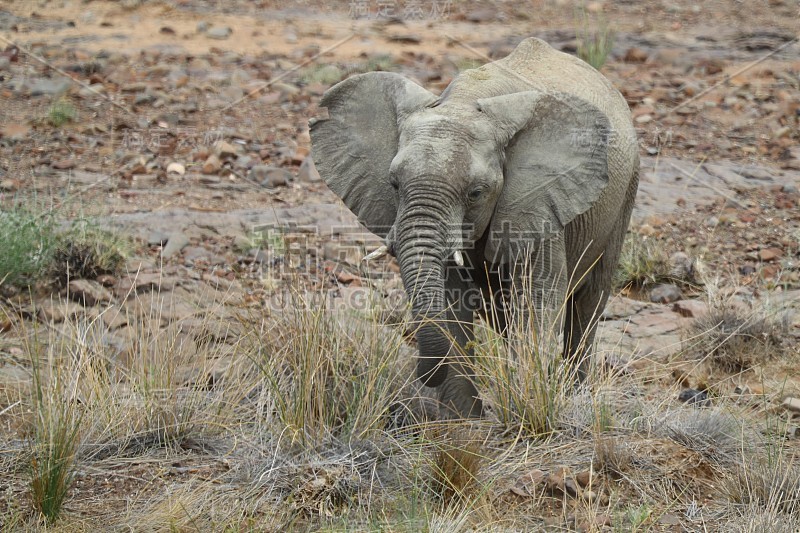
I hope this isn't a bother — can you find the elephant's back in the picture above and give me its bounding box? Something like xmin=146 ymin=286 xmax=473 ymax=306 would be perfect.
xmin=446 ymin=37 xmax=637 ymax=166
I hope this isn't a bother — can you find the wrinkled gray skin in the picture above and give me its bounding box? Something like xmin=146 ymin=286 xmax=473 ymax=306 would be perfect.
xmin=310 ymin=38 xmax=639 ymax=418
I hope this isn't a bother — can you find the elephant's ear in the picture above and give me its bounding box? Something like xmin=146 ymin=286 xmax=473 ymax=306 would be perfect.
xmin=478 ymin=90 xmax=610 ymax=262
xmin=310 ymin=72 xmax=437 ymax=237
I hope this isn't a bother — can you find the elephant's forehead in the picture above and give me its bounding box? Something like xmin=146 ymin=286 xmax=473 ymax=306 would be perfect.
xmin=399 ymin=113 xmax=493 ymax=155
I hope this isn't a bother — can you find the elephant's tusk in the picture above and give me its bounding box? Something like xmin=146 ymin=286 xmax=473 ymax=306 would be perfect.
xmin=362 ymin=245 xmax=388 ymax=262
xmin=453 ymin=250 xmax=464 ymax=267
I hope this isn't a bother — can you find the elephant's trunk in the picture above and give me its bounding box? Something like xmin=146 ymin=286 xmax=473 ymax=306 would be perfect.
xmin=395 ymin=188 xmax=455 ymax=388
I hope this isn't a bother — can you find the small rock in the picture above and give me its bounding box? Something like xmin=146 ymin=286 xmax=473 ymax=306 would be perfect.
xmin=37 ymin=299 xmax=83 ymax=322
xmin=669 ymin=251 xmax=694 ymax=280
xmin=206 ymin=26 xmax=232 ymax=40
xmin=637 ymin=224 xmax=656 ymax=237
xmin=575 ymin=470 xmax=592 ymax=488
xmin=196 ymin=21 xmax=209 ymax=33
xmin=161 ymin=232 xmax=190 ymax=258
xmin=739 ymin=264 xmax=757 ymax=276
xmin=466 ymin=8 xmax=495 ymax=22
xmin=520 ymin=468 xmax=546 ymax=486
xmin=166 ymin=162 xmax=185 ymax=175
xmin=0 ymin=179 xmax=19 ymax=191
xmin=234 ymin=155 xmax=252 ymax=169
xmin=624 ymin=47 xmax=648 ymax=62
xmin=649 ymin=283 xmax=682 ymax=304
xmin=740 ymin=167 xmax=772 ymax=181
xmin=68 ymin=279 xmax=113 ymax=307
xmin=147 ymin=231 xmax=169 ymax=246
xmin=678 ymin=388 xmax=710 ymax=407
xmin=214 ymin=140 xmax=239 ymax=159
xmin=250 ymin=165 xmax=292 ymax=188
xmin=29 ymin=78 xmax=71 ymax=96
xmin=758 ymin=247 xmax=783 ymax=262
xmin=781 ymin=397 xmax=800 ymax=414
xmin=563 ymin=477 xmax=581 ymax=498
xmin=659 ymin=514 xmax=682 ymax=526
xmin=1 ymin=123 xmax=30 ymax=141
xmin=202 ymin=154 xmax=221 ymax=174
xmin=52 ymin=158 xmax=76 ymax=170
xmin=672 ymin=299 xmax=708 ymax=318
xmin=544 ymin=471 xmax=566 ymax=494
xmin=782 ymin=183 xmax=798 ymax=194
xmin=297 ymin=156 xmax=321 ymax=183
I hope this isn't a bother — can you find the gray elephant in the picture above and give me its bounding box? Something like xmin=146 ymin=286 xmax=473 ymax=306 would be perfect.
xmin=310 ymin=37 xmax=639 ymax=419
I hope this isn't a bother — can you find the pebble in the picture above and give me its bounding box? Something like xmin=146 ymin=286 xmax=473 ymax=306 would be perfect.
xmin=669 ymin=251 xmax=694 ymax=280
xmin=781 ymin=397 xmax=800 ymax=414
xmin=166 ymin=162 xmax=185 ymax=175
xmin=758 ymin=248 xmax=783 ymax=262
xmin=68 ymin=279 xmax=113 ymax=307
xmin=202 ymin=154 xmax=222 ymax=174
xmin=147 ymin=231 xmax=169 ymax=246
xmin=678 ymin=388 xmax=710 ymax=407
xmin=215 ymin=141 xmax=239 ymax=159
xmin=782 ymin=183 xmax=799 ymax=193
xmin=206 ymin=26 xmax=232 ymax=40
xmin=161 ymin=232 xmax=190 ymax=258
xmin=672 ymin=299 xmax=708 ymax=318
xmin=250 ymin=165 xmax=292 ymax=188
xmin=29 ymin=78 xmax=71 ymax=96
xmin=297 ymin=156 xmax=321 ymax=183
xmin=466 ymin=8 xmax=496 ymax=22
xmin=52 ymin=159 xmax=76 ymax=170
xmin=624 ymin=47 xmax=649 ymax=63
xmin=740 ymin=167 xmax=772 ymax=181
xmin=649 ymin=283 xmax=682 ymax=304
xmin=196 ymin=21 xmax=209 ymax=33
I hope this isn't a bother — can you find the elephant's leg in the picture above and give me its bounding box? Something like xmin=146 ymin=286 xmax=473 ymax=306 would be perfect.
xmin=437 ymin=268 xmax=482 ymax=419
xmin=563 ymin=277 xmax=608 ymax=384
xmin=564 ymin=174 xmax=638 ymax=383
xmin=511 ymin=237 xmax=568 ymax=350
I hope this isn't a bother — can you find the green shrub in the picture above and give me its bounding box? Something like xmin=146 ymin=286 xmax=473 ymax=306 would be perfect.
xmin=0 ymin=207 xmax=58 ymax=288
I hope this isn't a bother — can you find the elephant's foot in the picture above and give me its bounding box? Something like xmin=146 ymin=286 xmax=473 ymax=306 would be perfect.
xmin=437 ymin=375 xmax=484 ymax=419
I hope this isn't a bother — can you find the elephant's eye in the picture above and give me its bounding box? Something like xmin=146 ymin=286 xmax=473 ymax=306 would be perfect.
xmin=467 ymin=186 xmax=485 ymax=203
xmin=389 ymin=178 xmax=399 ymax=191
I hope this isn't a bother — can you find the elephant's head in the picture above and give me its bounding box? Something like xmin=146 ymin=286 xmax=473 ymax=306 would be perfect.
xmin=310 ymin=72 xmax=609 ymax=388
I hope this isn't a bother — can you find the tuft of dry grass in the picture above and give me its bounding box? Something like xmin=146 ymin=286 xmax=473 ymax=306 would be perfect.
xmin=430 ymin=428 xmax=484 ymax=505
xmin=250 ymin=288 xmax=413 ymax=444
xmin=724 ymin=457 xmax=800 ymax=515
xmin=48 ymin=222 xmax=129 ymax=287
xmin=24 ymin=323 xmax=83 ymax=524
xmin=613 ymin=232 xmax=672 ymax=291
xmin=686 ymin=281 xmax=789 ymax=372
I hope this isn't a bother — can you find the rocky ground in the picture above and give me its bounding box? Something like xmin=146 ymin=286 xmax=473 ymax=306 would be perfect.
xmin=1 ymin=0 xmax=799 ymax=530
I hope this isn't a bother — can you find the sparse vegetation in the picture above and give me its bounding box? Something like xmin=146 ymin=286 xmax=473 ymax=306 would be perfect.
xmin=47 ymin=98 xmax=77 ymax=127
xmin=0 ymin=206 xmax=58 ymax=288
xmin=301 ymin=64 xmax=344 ymax=85
xmin=49 ymin=221 xmax=129 ymax=286
xmin=686 ymin=283 xmax=788 ymax=371
xmin=26 ymin=326 xmax=83 ymax=523
xmin=0 ymin=207 xmax=128 ymax=290
xmin=614 ymin=232 xmax=672 ymax=290
xmin=575 ymin=5 xmax=615 ymax=69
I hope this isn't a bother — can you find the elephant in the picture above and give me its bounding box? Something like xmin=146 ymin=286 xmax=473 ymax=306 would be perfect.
xmin=310 ymin=37 xmax=639 ymax=419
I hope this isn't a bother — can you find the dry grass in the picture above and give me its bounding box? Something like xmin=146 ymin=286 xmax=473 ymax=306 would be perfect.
xmin=0 ymin=263 xmax=798 ymax=530
xmin=686 ymin=279 xmax=790 ymax=372
xmin=613 ymin=232 xmax=672 ymax=291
